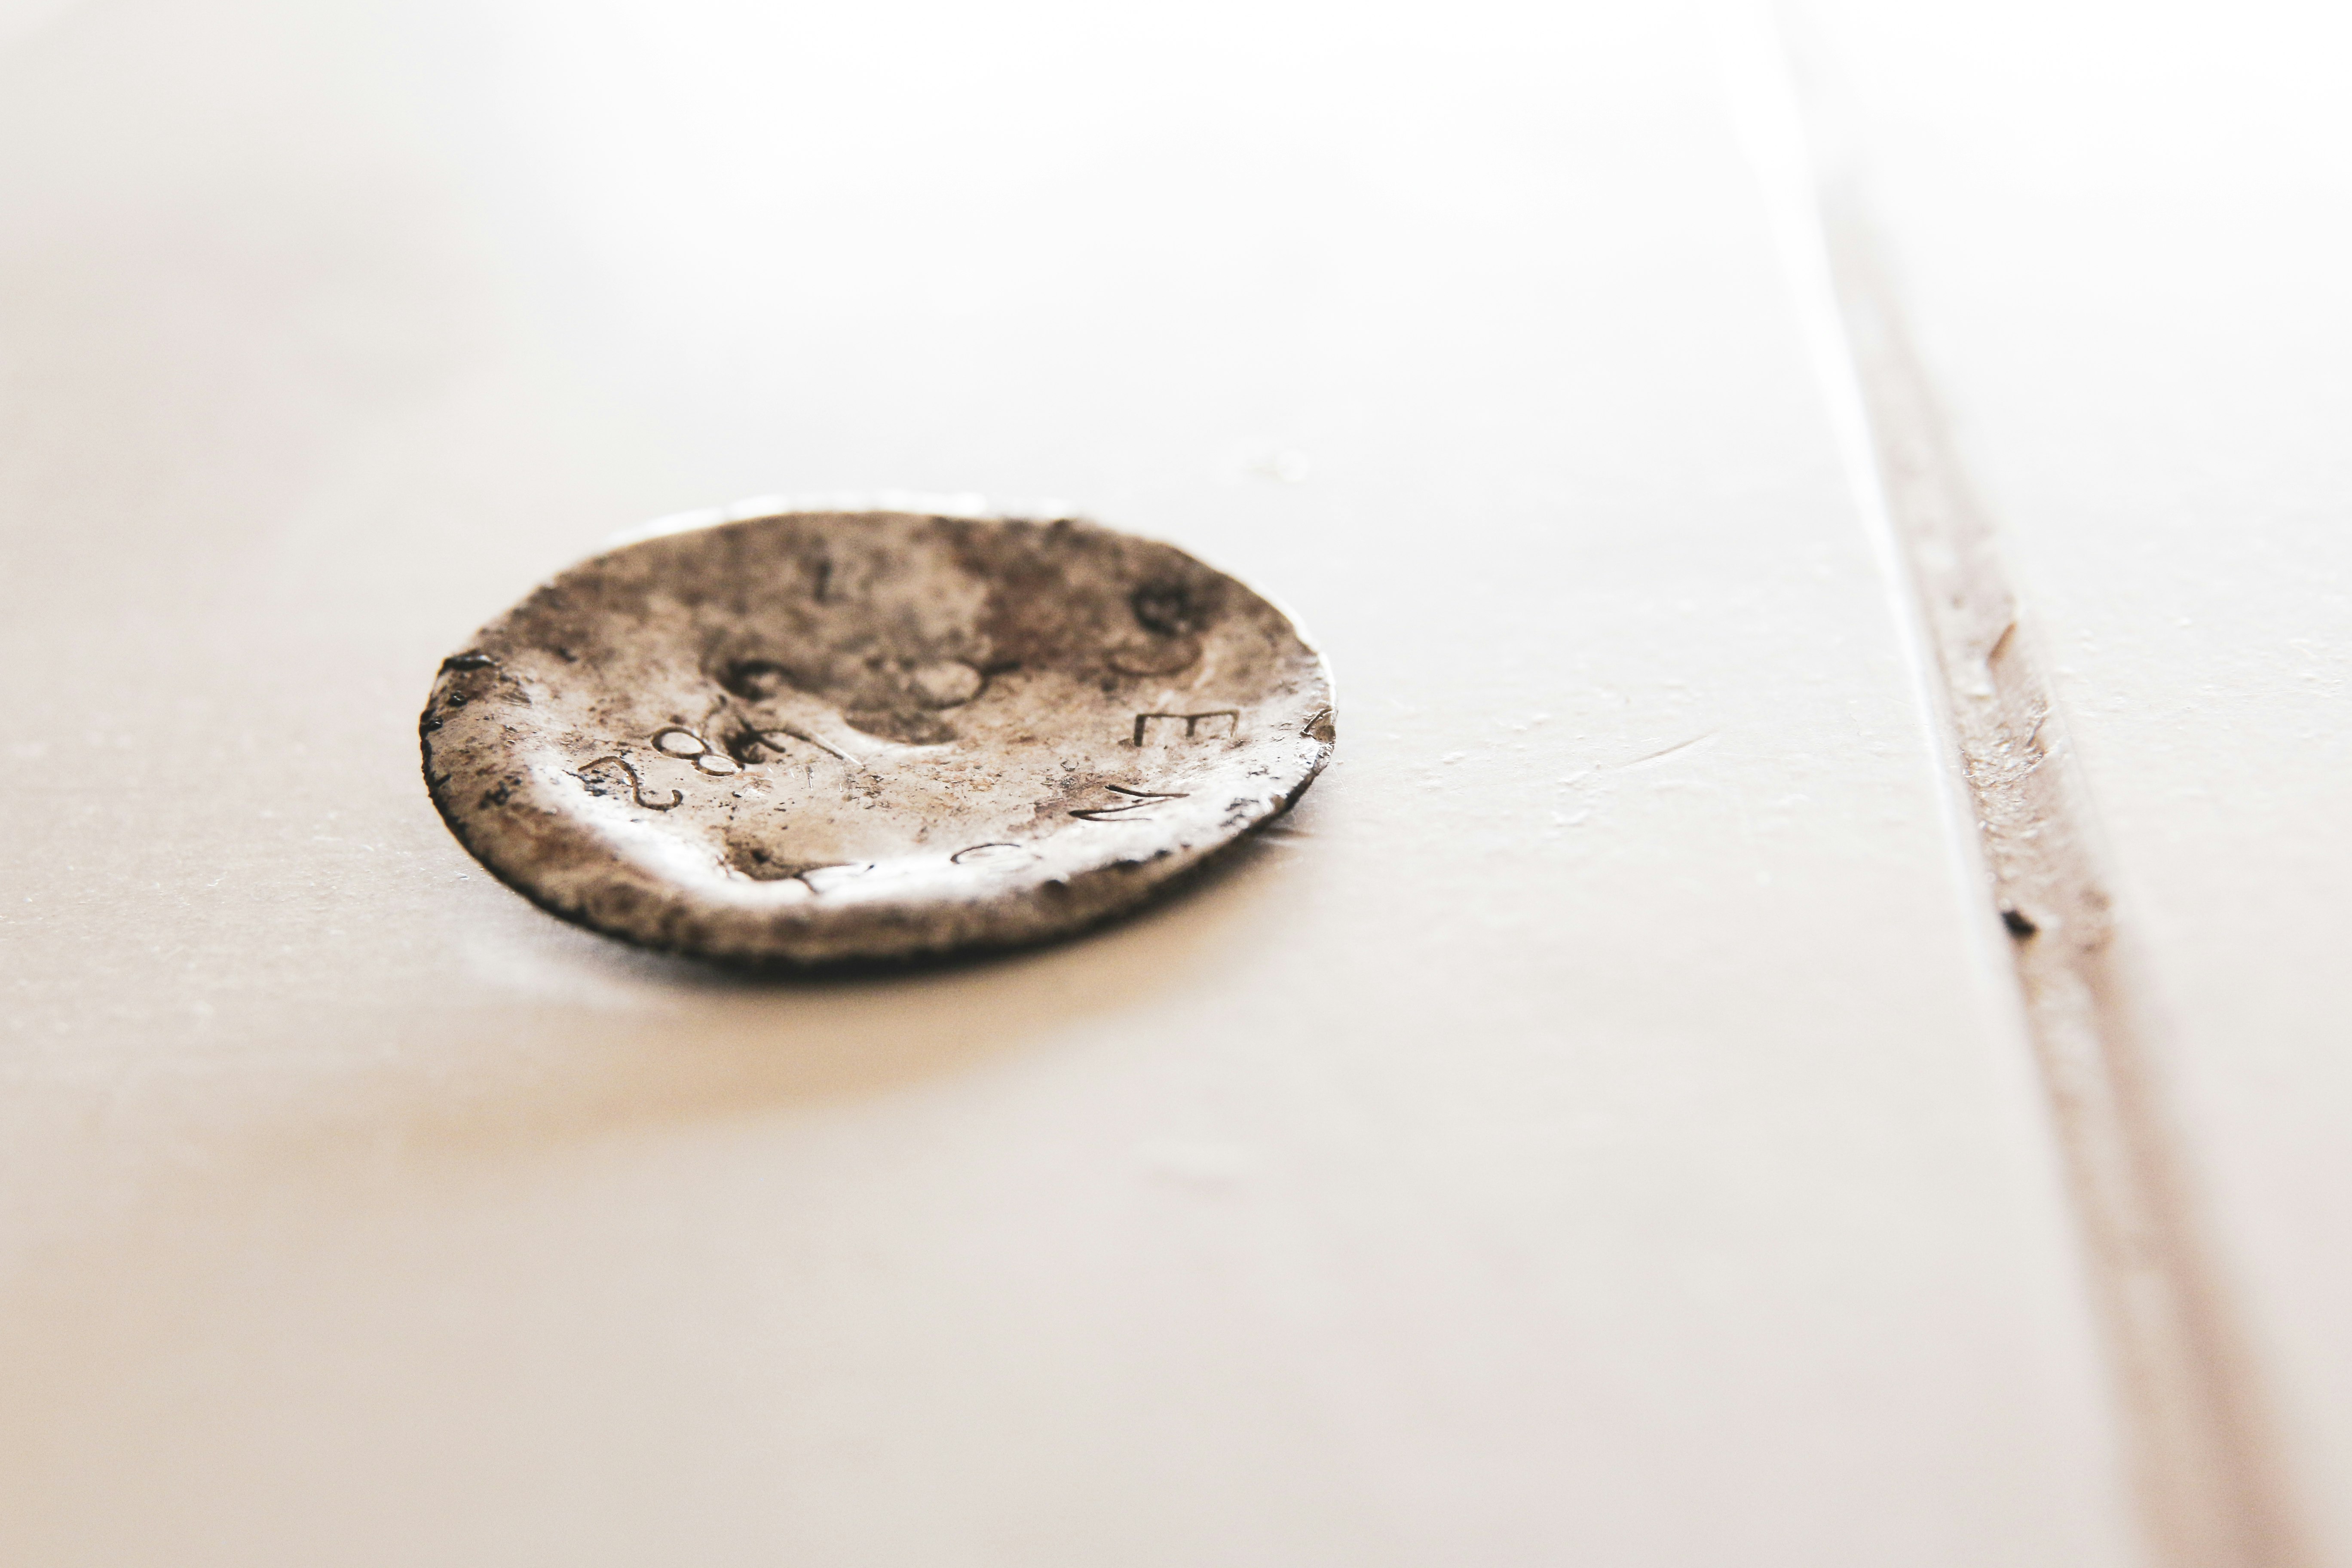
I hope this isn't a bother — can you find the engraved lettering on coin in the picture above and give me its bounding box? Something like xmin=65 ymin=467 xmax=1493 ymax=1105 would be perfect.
xmin=1072 ymin=785 xmax=1188 ymax=823
xmin=421 ymin=507 xmax=1334 ymax=964
xmin=1131 ymin=710 xmax=1240 ymax=747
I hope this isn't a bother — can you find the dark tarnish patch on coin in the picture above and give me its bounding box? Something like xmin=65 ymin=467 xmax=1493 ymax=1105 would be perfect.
xmin=421 ymin=508 xmax=1336 ymax=965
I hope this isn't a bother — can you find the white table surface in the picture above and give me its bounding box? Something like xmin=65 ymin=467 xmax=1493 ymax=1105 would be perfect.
xmin=4 ymin=1 xmax=2335 ymax=1563
xmin=1807 ymin=4 xmax=2352 ymax=1561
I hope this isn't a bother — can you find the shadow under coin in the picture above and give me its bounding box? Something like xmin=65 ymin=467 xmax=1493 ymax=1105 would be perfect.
xmin=379 ymin=820 xmax=1319 ymax=1158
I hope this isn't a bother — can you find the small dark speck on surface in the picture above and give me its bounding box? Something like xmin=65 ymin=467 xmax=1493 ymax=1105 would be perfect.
xmin=2000 ymin=906 xmax=2038 ymax=940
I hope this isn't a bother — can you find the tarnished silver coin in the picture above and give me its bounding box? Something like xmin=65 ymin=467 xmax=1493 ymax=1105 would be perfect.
xmin=421 ymin=507 xmax=1335 ymax=964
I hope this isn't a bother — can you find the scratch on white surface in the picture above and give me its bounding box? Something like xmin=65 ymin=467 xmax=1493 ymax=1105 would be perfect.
xmin=1719 ymin=6 xmax=2314 ymax=1565
xmin=1607 ymin=731 xmax=1720 ymax=770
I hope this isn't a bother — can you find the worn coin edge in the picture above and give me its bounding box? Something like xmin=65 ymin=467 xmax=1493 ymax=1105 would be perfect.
xmin=421 ymin=504 xmax=1335 ymax=968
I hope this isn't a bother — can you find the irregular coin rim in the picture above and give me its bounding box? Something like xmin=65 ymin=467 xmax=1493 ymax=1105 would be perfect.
xmin=420 ymin=508 xmax=1335 ymax=965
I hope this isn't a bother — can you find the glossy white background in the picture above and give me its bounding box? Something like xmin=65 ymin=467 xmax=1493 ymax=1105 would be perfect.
xmin=0 ymin=1 xmax=2338 ymax=1563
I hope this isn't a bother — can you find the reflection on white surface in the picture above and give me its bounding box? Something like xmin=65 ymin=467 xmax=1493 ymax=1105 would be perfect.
xmin=20 ymin=0 xmax=2352 ymax=1562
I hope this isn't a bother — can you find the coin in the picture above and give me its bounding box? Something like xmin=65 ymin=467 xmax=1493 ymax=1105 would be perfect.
xmin=420 ymin=506 xmax=1336 ymax=964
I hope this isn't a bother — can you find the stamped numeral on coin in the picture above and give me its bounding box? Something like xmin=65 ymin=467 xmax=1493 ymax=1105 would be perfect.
xmin=651 ymin=726 xmax=741 ymax=776
xmin=570 ymin=756 xmax=683 ymax=812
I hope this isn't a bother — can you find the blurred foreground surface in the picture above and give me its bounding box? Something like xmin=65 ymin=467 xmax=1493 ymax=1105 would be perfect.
xmin=0 ymin=2 xmax=2343 ymax=1564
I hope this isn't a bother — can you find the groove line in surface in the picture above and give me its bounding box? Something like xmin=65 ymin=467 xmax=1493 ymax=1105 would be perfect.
xmin=1722 ymin=12 xmax=2312 ymax=1565
xmin=1824 ymin=205 xmax=2302 ymax=1568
